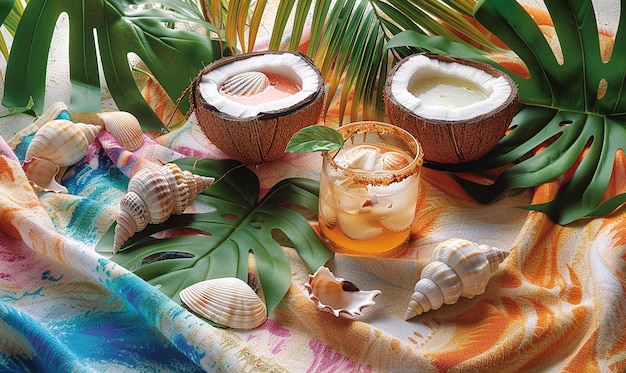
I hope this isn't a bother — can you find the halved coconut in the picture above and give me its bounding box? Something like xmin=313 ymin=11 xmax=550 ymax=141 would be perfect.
xmin=191 ymin=51 xmax=325 ymax=164
xmin=384 ymin=53 xmax=518 ymax=164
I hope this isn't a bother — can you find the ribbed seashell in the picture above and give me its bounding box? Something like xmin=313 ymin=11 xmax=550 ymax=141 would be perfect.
xmin=22 ymin=119 xmax=101 ymax=192
xmin=179 ymin=277 xmax=267 ymax=329
xmin=342 ymin=144 xmax=380 ymax=171
xmin=306 ymin=266 xmax=381 ymax=318
xmin=99 ymin=111 xmax=144 ymax=151
xmin=25 ymin=119 xmax=100 ymax=166
xmin=318 ymin=198 xmax=337 ymax=229
xmin=376 ymin=151 xmax=412 ymax=171
xmin=220 ymin=71 xmax=270 ymax=97
xmin=113 ymin=163 xmax=214 ymax=252
xmin=405 ymin=238 xmax=509 ymax=320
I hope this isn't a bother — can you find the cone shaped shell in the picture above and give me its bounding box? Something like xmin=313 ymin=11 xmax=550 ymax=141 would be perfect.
xmin=405 ymin=238 xmax=509 ymax=320
xmin=113 ymin=163 xmax=214 ymax=252
xmin=191 ymin=51 xmax=325 ymax=164
xmin=384 ymin=53 xmax=518 ymax=164
xmin=179 ymin=277 xmax=267 ymax=329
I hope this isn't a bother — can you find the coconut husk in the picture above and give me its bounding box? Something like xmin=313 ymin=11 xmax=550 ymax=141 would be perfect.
xmin=384 ymin=53 xmax=518 ymax=164
xmin=191 ymin=51 xmax=325 ymax=165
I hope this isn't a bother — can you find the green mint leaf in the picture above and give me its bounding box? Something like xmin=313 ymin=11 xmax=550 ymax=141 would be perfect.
xmin=285 ymin=125 xmax=345 ymax=153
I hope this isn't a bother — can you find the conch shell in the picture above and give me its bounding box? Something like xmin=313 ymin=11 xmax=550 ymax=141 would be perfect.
xmin=113 ymin=163 xmax=214 ymax=252
xmin=306 ymin=266 xmax=381 ymax=318
xmin=179 ymin=277 xmax=267 ymax=329
xmin=405 ymin=238 xmax=509 ymax=320
xmin=22 ymin=119 xmax=101 ymax=192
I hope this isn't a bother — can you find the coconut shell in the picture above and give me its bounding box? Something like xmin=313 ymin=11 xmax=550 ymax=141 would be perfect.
xmin=384 ymin=53 xmax=518 ymax=164
xmin=191 ymin=51 xmax=325 ymax=165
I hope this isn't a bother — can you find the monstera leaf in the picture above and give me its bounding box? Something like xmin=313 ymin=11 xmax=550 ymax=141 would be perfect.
xmin=2 ymin=0 xmax=219 ymax=130
xmin=96 ymin=158 xmax=333 ymax=315
xmin=388 ymin=0 xmax=626 ymax=224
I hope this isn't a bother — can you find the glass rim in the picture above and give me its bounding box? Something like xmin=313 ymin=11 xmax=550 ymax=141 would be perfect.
xmin=322 ymin=121 xmax=424 ymax=186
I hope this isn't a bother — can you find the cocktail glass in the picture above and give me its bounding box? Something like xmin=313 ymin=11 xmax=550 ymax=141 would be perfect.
xmin=318 ymin=121 xmax=423 ymax=257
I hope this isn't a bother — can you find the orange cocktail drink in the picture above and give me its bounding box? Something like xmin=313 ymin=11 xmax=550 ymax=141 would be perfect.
xmin=318 ymin=121 xmax=423 ymax=257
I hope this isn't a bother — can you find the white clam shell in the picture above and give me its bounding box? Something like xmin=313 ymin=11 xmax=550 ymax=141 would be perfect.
xmin=179 ymin=277 xmax=267 ymax=329
xmin=220 ymin=71 xmax=270 ymax=97
xmin=99 ymin=111 xmax=144 ymax=151
xmin=376 ymin=151 xmax=412 ymax=171
xmin=23 ymin=119 xmax=101 ymax=192
xmin=113 ymin=163 xmax=214 ymax=252
xmin=305 ymin=267 xmax=381 ymax=318
xmin=336 ymin=211 xmax=383 ymax=240
xmin=342 ymin=144 xmax=380 ymax=171
xmin=318 ymin=198 xmax=337 ymax=229
xmin=405 ymin=238 xmax=509 ymax=320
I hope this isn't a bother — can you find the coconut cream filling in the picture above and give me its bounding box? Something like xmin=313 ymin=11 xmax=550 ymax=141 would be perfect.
xmin=391 ymin=54 xmax=512 ymax=121
xmin=199 ymin=53 xmax=320 ymax=118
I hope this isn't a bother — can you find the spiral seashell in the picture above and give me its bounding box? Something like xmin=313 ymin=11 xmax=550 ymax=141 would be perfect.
xmin=113 ymin=163 xmax=214 ymax=252
xmin=220 ymin=71 xmax=271 ymax=97
xmin=306 ymin=266 xmax=381 ymax=318
xmin=179 ymin=277 xmax=267 ymax=329
xmin=99 ymin=111 xmax=144 ymax=151
xmin=22 ymin=119 xmax=101 ymax=192
xmin=405 ymin=238 xmax=509 ymax=320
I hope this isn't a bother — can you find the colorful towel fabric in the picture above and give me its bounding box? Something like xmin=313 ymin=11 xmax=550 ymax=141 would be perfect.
xmin=1 ymin=96 xmax=625 ymax=372
xmin=2 ymin=3 xmax=626 ymax=369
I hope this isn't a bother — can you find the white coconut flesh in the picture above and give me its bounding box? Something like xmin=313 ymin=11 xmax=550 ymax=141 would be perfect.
xmin=390 ymin=54 xmax=512 ymax=121
xmin=198 ymin=53 xmax=321 ymax=118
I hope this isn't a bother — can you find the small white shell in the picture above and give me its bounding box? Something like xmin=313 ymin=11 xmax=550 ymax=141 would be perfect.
xmin=342 ymin=144 xmax=380 ymax=171
xmin=376 ymin=151 xmax=412 ymax=171
xmin=220 ymin=71 xmax=270 ymax=97
xmin=405 ymin=238 xmax=509 ymax=320
xmin=305 ymin=267 xmax=381 ymax=318
xmin=179 ymin=277 xmax=267 ymax=329
xmin=99 ymin=111 xmax=144 ymax=151
xmin=318 ymin=198 xmax=337 ymax=229
xmin=22 ymin=119 xmax=101 ymax=192
xmin=113 ymin=163 xmax=214 ymax=252
xmin=336 ymin=211 xmax=383 ymax=240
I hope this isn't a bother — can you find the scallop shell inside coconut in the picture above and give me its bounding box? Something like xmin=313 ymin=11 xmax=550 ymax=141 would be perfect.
xmin=384 ymin=53 xmax=518 ymax=164
xmin=305 ymin=266 xmax=381 ymax=318
xmin=192 ymin=51 xmax=325 ymax=164
xmin=179 ymin=277 xmax=267 ymax=329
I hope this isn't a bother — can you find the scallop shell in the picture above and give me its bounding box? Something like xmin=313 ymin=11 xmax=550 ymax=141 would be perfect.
xmin=336 ymin=211 xmax=383 ymax=240
xmin=318 ymin=198 xmax=337 ymax=228
xmin=179 ymin=277 xmax=267 ymax=329
xmin=305 ymin=266 xmax=381 ymax=318
xmin=113 ymin=163 xmax=214 ymax=252
xmin=342 ymin=144 xmax=380 ymax=171
xmin=99 ymin=111 xmax=144 ymax=151
xmin=22 ymin=119 xmax=101 ymax=193
xmin=376 ymin=151 xmax=412 ymax=171
xmin=380 ymin=205 xmax=415 ymax=232
xmin=405 ymin=238 xmax=509 ymax=320
xmin=220 ymin=71 xmax=270 ymax=97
